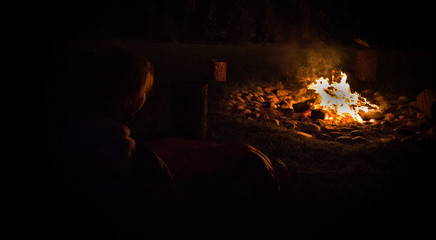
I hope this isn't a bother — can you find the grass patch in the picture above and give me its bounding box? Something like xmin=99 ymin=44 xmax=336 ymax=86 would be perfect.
xmin=208 ymin=110 xmax=434 ymax=191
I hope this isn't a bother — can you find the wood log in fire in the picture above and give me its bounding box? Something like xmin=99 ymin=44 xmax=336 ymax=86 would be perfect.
xmin=292 ymin=99 xmax=315 ymax=113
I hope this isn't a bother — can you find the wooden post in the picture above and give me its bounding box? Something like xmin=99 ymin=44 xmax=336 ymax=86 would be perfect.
xmin=355 ymin=49 xmax=377 ymax=81
xmin=210 ymin=59 xmax=227 ymax=82
xmin=417 ymin=88 xmax=436 ymax=119
xmin=169 ymin=82 xmax=208 ymax=140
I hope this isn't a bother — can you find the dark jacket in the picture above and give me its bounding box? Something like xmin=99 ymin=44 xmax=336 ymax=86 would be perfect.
xmin=52 ymin=111 xmax=174 ymax=238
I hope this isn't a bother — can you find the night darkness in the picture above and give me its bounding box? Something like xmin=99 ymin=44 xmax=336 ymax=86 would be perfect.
xmin=45 ymin=0 xmax=432 ymax=48
xmin=37 ymin=1 xmax=436 ymax=239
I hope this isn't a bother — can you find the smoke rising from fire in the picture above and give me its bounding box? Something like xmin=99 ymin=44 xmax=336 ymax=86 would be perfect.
xmin=272 ymin=43 xmax=349 ymax=87
xmin=297 ymin=47 xmax=342 ymax=80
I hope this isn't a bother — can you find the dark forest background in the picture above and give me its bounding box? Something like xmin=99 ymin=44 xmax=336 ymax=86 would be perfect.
xmin=44 ymin=0 xmax=432 ymax=49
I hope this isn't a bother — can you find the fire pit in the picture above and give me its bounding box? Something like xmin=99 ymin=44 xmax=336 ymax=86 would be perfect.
xmin=226 ymin=71 xmax=434 ymax=144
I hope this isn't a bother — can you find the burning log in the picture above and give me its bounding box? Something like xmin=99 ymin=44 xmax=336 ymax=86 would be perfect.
xmin=358 ymin=110 xmax=384 ymax=121
xmin=310 ymin=109 xmax=326 ymax=120
xmin=169 ymin=82 xmax=208 ymax=140
xmin=292 ymin=100 xmax=314 ymax=113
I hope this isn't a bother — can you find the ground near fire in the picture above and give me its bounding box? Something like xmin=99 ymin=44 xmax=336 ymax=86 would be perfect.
xmin=49 ymin=41 xmax=435 ymax=238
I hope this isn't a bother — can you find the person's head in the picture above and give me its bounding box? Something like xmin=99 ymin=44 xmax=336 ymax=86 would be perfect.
xmin=74 ymin=47 xmax=153 ymax=120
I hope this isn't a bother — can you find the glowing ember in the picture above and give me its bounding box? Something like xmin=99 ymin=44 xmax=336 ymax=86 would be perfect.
xmin=307 ymin=72 xmax=379 ymax=122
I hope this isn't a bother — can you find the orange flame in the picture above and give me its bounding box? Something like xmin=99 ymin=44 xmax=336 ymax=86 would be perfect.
xmin=307 ymin=72 xmax=378 ymax=122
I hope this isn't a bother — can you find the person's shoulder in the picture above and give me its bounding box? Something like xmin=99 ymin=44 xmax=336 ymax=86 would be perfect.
xmin=68 ymin=111 xmax=135 ymax=157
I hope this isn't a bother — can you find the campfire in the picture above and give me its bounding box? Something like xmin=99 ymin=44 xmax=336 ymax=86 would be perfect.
xmin=307 ymin=71 xmax=379 ymax=123
xmin=226 ymin=71 xmax=434 ymax=144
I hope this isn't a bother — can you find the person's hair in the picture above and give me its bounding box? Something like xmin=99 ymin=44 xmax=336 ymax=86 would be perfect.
xmin=73 ymin=47 xmax=153 ymax=119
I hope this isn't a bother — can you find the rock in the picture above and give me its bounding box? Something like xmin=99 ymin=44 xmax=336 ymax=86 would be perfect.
xmin=274 ymin=81 xmax=285 ymax=90
xmin=339 ymin=117 xmax=356 ymax=124
xmin=269 ymin=119 xmax=280 ymax=126
xmin=374 ymin=95 xmax=385 ymax=103
xmin=336 ymin=135 xmax=370 ymax=144
xmin=340 ymin=127 xmax=355 ymax=133
xmin=394 ymin=126 xmax=416 ymax=135
xmin=252 ymin=101 xmax=261 ymax=108
xmin=266 ymin=94 xmax=277 ymax=99
xmin=247 ymin=113 xmax=261 ymax=119
xmin=268 ymin=96 xmax=280 ymax=104
xmin=282 ymin=121 xmax=296 ymax=129
xmin=383 ymin=112 xmax=395 ymax=121
xmin=316 ymin=133 xmax=332 ymax=140
xmin=398 ymin=95 xmax=409 ymax=103
xmin=359 ymin=110 xmax=384 ymax=120
xmin=310 ymin=109 xmax=326 ymax=120
xmin=335 ymin=136 xmax=355 ymax=144
xmin=323 ymin=124 xmax=338 ymax=131
xmin=269 ymin=103 xmax=278 ymax=109
xmin=328 ymin=131 xmax=344 ymax=138
xmin=258 ymin=97 xmax=265 ymax=103
xmin=373 ymin=91 xmax=382 ymax=98
xmin=243 ymin=109 xmax=252 ymax=114
xmin=263 ymin=86 xmax=274 ymax=93
xmin=255 ymin=86 xmax=263 ymax=92
xmin=379 ymin=138 xmax=394 ymax=143
xmin=396 ymin=104 xmax=408 ymax=112
xmin=352 ymin=136 xmax=370 ymax=143
xmin=281 ymin=95 xmax=293 ymax=101
xmin=370 ymin=111 xmax=384 ymax=120
xmin=407 ymin=106 xmax=417 ymax=115
xmin=279 ymin=101 xmax=293 ymax=109
xmin=405 ymin=120 xmax=427 ymax=130
xmin=408 ymin=101 xmax=417 ymax=108
xmin=350 ymin=130 xmax=367 ymax=138
xmin=312 ymin=119 xmax=325 ymax=126
xmin=380 ymin=120 xmax=393 ymax=128
xmin=293 ymin=100 xmax=313 ymax=112
xmin=240 ymin=89 xmax=249 ymax=94
xmin=236 ymin=104 xmax=245 ymax=110
xmin=292 ymin=110 xmax=311 ymax=120
xmin=297 ymin=122 xmax=321 ymax=135
xmin=276 ymin=89 xmax=292 ymax=97
xmin=278 ymin=108 xmax=294 ymax=116
xmin=295 ymin=131 xmax=312 ymax=138
xmin=405 ymin=120 xmax=418 ymax=128
xmin=228 ymin=100 xmax=237 ymax=106
xmin=426 ymin=127 xmax=435 ymax=136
